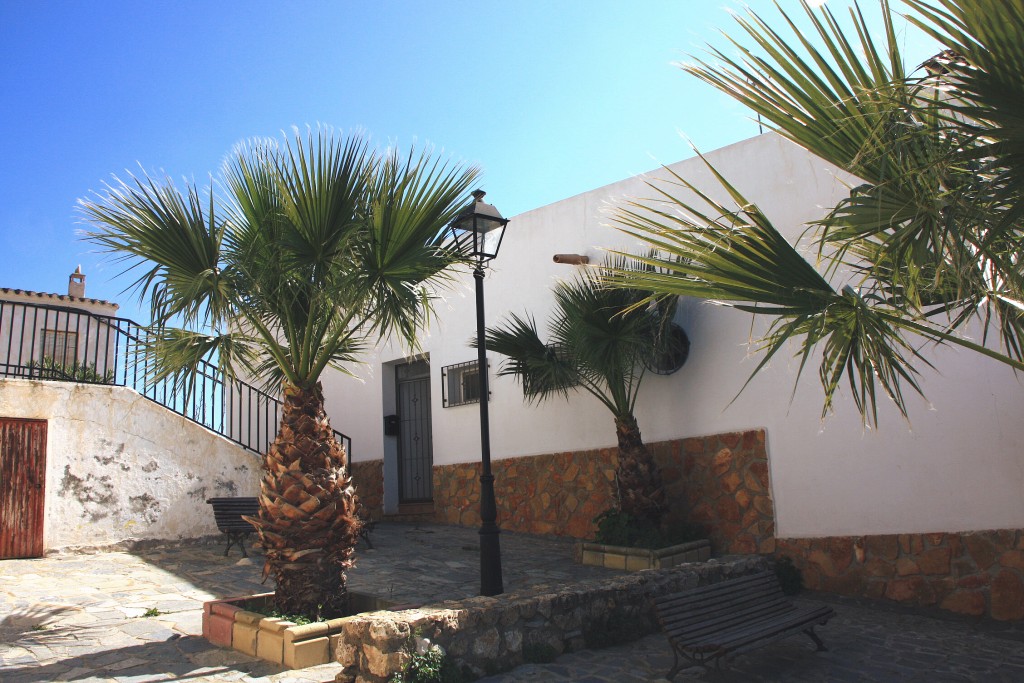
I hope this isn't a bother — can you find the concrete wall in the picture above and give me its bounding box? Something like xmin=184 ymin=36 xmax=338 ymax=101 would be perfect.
xmin=323 ymin=132 xmax=1024 ymax=538
xmin=0 ymin=378 xmax=260 ymax=550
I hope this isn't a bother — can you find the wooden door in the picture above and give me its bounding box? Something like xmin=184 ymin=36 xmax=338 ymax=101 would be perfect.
xmin=396 ymin=360 xmax=433 ymax=503
xmin=0 ymin=418 xmax=47 ymax=558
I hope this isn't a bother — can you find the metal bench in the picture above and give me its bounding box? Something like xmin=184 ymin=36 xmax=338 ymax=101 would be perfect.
xmin=206 ymin=497 xmax=259 ymax=557
xmin=652 ymin=570 xmax=834 ymax=678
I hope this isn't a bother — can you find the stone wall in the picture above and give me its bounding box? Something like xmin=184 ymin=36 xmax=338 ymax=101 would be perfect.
xmin=334 ymin=556 xmax=765 ymax=682
xmin=430 ymin=428 xmax=774 ymax=554
xmin=0 ymin=378 xmax=260 ymax=550
xmin=655 ymin=429 xmax=775 ymax=557
xmin=350 ymin=460 xmax=383 ymax=521
xmin=433 ymin=448 xmax=617 ymax=538
xmin=776 ymin=530 xmax=1024 ymax=621
xmin=387 ymin=427 xmax=1023 ymax=621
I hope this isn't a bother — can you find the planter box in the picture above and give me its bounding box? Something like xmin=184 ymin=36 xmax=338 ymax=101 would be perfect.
xmin=202 ymin=591 xmax=410 ymax=669
xmin=575 ymin=538 xmax=711 ymax=571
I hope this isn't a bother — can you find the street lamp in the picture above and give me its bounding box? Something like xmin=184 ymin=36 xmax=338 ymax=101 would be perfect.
xmin=448 ymin=189 xmax=509 ymax=596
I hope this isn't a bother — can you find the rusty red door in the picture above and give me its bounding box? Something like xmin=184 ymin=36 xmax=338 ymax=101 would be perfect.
xmin=0 ymin=418 xmax=47 ymax=559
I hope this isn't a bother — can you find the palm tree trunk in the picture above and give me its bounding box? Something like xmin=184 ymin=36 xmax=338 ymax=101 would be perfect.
xmin=246 ymin=382 xmax=360 ymax=619
xmin=614 ymin=414 xmax=665 ymax=526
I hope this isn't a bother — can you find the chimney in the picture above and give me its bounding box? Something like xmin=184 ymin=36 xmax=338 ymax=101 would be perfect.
xmin=68 ymin=266 xmax=85 ymax=298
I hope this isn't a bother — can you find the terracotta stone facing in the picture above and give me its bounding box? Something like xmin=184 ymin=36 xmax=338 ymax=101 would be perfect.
xmin=776 ymin=529 xmax=1024 ymax=621
xmin=429 ymin=429 xmax=774 ymax=558
xmin=433 ymin=448 xmax=618 ymax=538
xmin=350 ymin=460 xmax=384 ymax=520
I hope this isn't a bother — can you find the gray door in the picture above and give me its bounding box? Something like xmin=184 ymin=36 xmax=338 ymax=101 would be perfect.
xmin=396 ymin=360 xmax=433 ymax=503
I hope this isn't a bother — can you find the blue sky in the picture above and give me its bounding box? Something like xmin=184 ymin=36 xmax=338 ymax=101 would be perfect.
xmin=0 ymin=1 xmax=938 ymax=321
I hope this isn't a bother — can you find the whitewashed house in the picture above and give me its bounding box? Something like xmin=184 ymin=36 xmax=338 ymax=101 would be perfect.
xmin=326 ymin=133 xmax=1024 ymax=620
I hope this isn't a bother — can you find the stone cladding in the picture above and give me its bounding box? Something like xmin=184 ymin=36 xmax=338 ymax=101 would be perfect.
xmin=355 ymin=430 xmax=1024 ymax=621
xmin=776 ymin=530 xmax=1024 ymax=621
xmin=430 ymin=428 xmax=775 ymax=554
xmin=333 ymin=556 xmax=765 ymax=683
xmin=350 ymin=460 xmax=383 ymax=521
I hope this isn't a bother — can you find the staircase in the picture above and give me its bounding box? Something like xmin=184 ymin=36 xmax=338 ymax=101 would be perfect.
xmin=0 ymin=298 xmax=351 ymax=457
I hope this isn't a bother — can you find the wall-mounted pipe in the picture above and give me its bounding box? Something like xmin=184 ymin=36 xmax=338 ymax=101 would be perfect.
xmin=553 ymin=254 xmax=590 ymax=265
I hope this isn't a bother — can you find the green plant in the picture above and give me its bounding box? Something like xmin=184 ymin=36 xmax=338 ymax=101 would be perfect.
xmin=28 ymin=357 xmax=114 ymax=383
xmin=480 ymin=258 xmax=685 ymax=526
xmin=592 ymin=509 xmax=704 ymax=549
xmin=81 ymin=128 xmax=480 ymax=619
xmin=142 ymin=607 xmax=161 ymax=617
xmin=610 ymin=0 xmax=1024 ymax=426
xmin=389 ymin=636 xmax=464 ymax=683
xmin=243 ymin=602 xmax=314 ymax=625
xmin=773 ymin=555 xmax=804 ymax=596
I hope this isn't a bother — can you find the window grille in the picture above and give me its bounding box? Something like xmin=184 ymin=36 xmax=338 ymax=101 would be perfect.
xmin=441 ymin=359 xmax=489 ymax=408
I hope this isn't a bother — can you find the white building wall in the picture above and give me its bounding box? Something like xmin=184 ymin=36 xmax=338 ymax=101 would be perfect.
xmin=323 ymin=133 xmax=1024 ymax=538
xmin=0 ymin=378 xmax=260 ymax=550
xmin=0 ymin=289 xmax=121 ymax=378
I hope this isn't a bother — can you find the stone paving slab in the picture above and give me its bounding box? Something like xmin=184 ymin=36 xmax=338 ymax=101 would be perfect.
xmin=3 ymin=522 xmax=1024 ymax=682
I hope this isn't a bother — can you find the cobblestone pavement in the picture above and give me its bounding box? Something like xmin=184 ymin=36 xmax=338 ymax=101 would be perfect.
xmin=2 ymin=522 xmax=1023 ymax=682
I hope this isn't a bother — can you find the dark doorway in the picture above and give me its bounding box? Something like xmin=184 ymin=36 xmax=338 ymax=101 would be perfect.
xmin=396 ymin=360 xmax=433 ymax=503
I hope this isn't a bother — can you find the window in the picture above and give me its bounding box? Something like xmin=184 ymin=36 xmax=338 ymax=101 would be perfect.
xmin=41 ymin=329 xmax=78 ymax=366
xmin=442 ymin=359 xmax=488 ymax=407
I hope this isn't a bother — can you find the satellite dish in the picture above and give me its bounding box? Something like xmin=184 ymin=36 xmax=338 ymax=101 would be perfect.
xmin=645 ymin=323 xmax=690 ymax=375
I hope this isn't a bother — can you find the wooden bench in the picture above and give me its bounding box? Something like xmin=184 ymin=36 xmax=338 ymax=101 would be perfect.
xmin=652 ymin=571 xmax=834 ymax=678
xmin=206 ymin=497 xmax=377 ymax=557
xmin=206 ymin=497 xmax=259 ymax=557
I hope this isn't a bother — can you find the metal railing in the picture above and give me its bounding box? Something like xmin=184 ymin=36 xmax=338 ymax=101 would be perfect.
xmin=0 ymin=298 xmax=352 ymax=457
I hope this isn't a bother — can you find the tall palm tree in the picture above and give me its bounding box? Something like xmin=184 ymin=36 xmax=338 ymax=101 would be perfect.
xmin=609 ymin=0 xmax=1024 ymax=426
xmin=480 ymin=261 xmax=683 ymax=526
xmin=80 ymin=129 xmax=479 ymax=618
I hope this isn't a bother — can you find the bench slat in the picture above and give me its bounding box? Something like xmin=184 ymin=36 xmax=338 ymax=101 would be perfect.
xmin=653 ymin=570 xmax=834 ymax=677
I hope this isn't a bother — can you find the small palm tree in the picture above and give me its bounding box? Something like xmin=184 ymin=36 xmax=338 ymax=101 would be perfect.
xmin=81 ymin=129 xmax=479 ymax=618
xmin=610 ymin=0 xmax=1024 ymax=426
xmin=480 ymin=261 xmax=683 ymax=526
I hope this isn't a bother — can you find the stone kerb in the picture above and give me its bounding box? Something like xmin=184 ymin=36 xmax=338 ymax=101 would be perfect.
xmin=333 ymin=556 xmax=765 ymax=683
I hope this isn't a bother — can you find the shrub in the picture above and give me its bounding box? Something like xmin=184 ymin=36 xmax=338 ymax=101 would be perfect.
xmin=389 ymin=636 xmax=464 ymax=683
xmin=592 ymin=509 xmax=704 ymax=549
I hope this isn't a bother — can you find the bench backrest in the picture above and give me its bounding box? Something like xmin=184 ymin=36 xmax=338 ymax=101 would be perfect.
xmin=206 ymin=497 xmax=260 ymax=532
xmin=653 ymin=571 xmax=795 ymax=642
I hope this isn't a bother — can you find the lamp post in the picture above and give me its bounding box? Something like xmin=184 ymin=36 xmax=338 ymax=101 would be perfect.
xmin=448 ymin=189 xmax=509 ymax=596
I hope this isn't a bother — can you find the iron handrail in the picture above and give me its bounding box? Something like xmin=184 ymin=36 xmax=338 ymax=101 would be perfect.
xmin=0 ymin=298 xmax=352 ymax=458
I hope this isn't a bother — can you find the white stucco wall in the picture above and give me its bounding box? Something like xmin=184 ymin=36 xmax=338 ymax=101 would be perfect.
xmin=0 ymin=290 xmax=121 ymax=379
xmin=0 ymin=378 xmax=261 ymax=550
xmin=321 ymin=133 xmax=1024 ymax=538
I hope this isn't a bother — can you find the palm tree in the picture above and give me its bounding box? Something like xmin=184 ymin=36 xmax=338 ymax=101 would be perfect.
xmin=80 ymin=129 xmax=479 ymax=618
xmin=480 ymin=261 xmax=684 ymax=526
xmin=609 ymin=0 xmax=1024 ymax=426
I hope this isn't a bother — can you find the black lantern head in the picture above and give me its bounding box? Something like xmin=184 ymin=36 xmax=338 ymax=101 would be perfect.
xmin=449 ymin=189 xmax=509 ymax=262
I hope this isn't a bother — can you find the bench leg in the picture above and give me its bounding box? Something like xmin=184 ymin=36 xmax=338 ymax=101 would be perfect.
xmin=223 ymin=532 xmax=249 ymax=558
xmin=803 ymin=627 xmax=827 ymax=651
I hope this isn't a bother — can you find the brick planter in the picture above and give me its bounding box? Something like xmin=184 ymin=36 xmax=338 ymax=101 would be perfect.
xmin=575 ymin=538 xmax=711 ymax=570
xmin=202 ymin=592 xmax=406 ymax=669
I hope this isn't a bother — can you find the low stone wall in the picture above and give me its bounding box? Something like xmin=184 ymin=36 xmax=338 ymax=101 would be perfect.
xmin=777 ymin=530 xmax=1024 ymax=621
xmin=431 ymin=428 xmax=774 ymax=553
xmin=333 ymin=556 xmax=765 ymax=682
xmin=350 ymin=460 xmax=383 ymax=521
